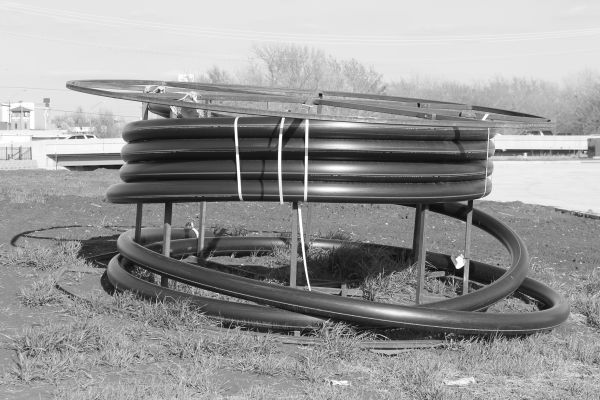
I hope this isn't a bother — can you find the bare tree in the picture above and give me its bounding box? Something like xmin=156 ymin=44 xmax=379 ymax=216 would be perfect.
xmin=52 ymin=108 xmax=123 ymax=137
xmin=90 ymin=109 xmax=122 ymax=138
xmin=185 ymin=45 xmax=600 ymax=134
xmin=205 ymin=66 xmax=233 ymax=84
xmin=247 ymin=44 xmax=386 ymax=94
xmin=251 ymin=44 xmax=326 ymax=89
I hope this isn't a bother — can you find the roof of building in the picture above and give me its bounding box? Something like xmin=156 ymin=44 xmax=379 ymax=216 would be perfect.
xmin=10 ymin=106 xmax=33 ymax=112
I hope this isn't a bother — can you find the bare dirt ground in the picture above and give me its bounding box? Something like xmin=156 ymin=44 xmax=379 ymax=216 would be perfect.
xmin=0 ymin=168 xmax=599 ymax=399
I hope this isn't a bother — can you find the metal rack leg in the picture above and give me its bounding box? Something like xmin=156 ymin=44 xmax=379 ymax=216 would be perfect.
xmin=413 ymin=204 xmax=428 ymax=305
xmin=463 ymin=200 xmax=473 ymax=295
xmin=161 ymin=202 xmax=173 ymax=288
xmin=290 ymin=202 xmax=299 ymax=287
xmin=134 ymin=203 xmax=143 ymax=243
xmin=197 ymin=201 xmax=207 ymax=256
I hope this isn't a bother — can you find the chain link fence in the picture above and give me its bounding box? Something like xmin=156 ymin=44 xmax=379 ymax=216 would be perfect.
xmin=1 ymin=145 xmax=32 ymax=160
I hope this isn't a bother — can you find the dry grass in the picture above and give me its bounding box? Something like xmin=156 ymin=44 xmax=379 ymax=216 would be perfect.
xmin=571 ymin=269 xmax=600 ymax=329
xmin=18 ymin=275 xmax=65 ymax=307
xmin=3 ymin=240 xmax=84 ymax=271
xmin=8 ymin=317 xmax=159 ymax=383
xmin=0 ymin=169 xmax=117 ymax=204
xmin=1 ymin=169 xmax=599 ymax=399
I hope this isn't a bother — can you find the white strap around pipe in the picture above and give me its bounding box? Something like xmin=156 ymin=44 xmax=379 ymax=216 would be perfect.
xmin=304 ymin=119 xmax=309 ymax=202
xmin=278 ymin=117 xmax=285 ymax=204
xmin=483 ymin=127 xmax=490 ymax=196
xmin=298 ymin=206 xmax=311 ymax=291
xmin=234 ymin=117 xmax=243 ymax=201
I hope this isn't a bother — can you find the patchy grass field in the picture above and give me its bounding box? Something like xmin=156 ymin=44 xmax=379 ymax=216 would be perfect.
xmin=0 ymin=169 xmax=599 ymax=399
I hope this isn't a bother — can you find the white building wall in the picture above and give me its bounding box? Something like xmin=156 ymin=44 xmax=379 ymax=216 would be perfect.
xmin=0 ymin=102 xmax=36 ymax=129
xmin=0 ymin=104 xmax=8 ymax=123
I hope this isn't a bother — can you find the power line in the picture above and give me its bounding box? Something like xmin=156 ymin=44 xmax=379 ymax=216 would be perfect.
xmin=3 ymin=1 xmax=600 ymax=45
xmin=47 ymin=107 xmax=139 ymax=119
xmin=0 ymin=86 xmax=66 ymax=92
xmin=0 ymin=30 xmax=242 ymax=61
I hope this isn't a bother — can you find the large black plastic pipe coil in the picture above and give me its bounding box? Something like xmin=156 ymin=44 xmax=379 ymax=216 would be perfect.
xmin=64 ymin=80 xmax=568 ymax=336
xmin=107 ymin=117 xmax=495 ymax=204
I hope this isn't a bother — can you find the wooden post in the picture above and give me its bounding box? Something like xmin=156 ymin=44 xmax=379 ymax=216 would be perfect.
xmin=463 ymin=200 xmax=473 ymax=295
xmin=134 ymin=203 xmax=143 ymax=243
xmin=413 ymin=204 xmax=428 ymax=304
xmin=197 ymin=201 xmax=207 ymax=256
xmin=290 ymin=202 xmax=299 ymax=287
xmin=161 ymin=202 xmax=173 ymax=288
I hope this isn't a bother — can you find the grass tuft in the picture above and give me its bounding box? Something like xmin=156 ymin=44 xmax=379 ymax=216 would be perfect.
xmin=19 ymin=275 xmax=65 ymax=307
xmin=9 ymin=318 xmax=161 ymax=383
xmin=1 ymin=241 xmax=84 ymax=271
xmin=107 ymin=292 xmax=214 ymax=331
xmin=310 ymin=322 xmax=375 ymax=362
xmin=9 ymin=319 xmax=105 ymax=382
xmin=212 ymin=223 xmax=249 ymax=237
xmin=572 ymin=269 xmax=600 ymax=328
xmin=53 ymin=362 xmax=224 ymax=400
xmin=576 ymin=296 xmax=600 ymax=329
xmin=320 ymin=229 xmax=353 ymax=241
xmin=360 ymin=269 xmax=417 ymax=303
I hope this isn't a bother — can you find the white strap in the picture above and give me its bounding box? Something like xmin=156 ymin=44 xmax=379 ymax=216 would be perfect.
xmin=483 ymin=127 xmax=490 ymax=196
xmin=298 ymin=206 xmax=311 ymax=291
xmin=482 ymin=113 xmax=489 ymax=121
xmin=278 ymin=117 xmax=285 ymax=204
xmin=234 ymin=117 xmax=243 ymax=201
xmin=304 ymin=119 xmax=309 ymax=202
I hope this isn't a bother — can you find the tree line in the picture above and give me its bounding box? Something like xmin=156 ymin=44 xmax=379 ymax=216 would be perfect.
xmin=193 ymin=44 xmax=600 ymax=135
xmin=52 ymin=107 xmax=124 ymax=138
xmin=55 ymin=44 xmax=600 ymax=136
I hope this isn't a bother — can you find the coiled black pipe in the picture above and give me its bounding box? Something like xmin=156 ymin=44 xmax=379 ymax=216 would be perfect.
xmin=107 ymin=203 xmax=569 ymax=334
xmin=107 ymin=117 xmax=494 ymax=204
xmin=65 ymin=80 xmax=568 ymax=335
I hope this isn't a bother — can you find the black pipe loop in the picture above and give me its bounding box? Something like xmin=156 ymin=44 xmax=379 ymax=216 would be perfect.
xmin=107 ymin=203 xmax=569 ymax=334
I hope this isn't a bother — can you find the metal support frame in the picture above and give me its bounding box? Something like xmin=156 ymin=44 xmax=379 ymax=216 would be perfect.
xmin=463 ymin=200 xmax=474 ymax=295
xmin=134 ymin=203 xmax=143 ymax=243
xmin=290 ymin=202 xmax=299 ymax=287
xmin=161 ymin=202 xmax=173 ymax=287
xmin=134 ymin=99 xmax=149 ymax=247
xmin=302 ymin=98 xmax=321 ymax=247
xmin=412 ymin=204 xmax=428 ymax=305
xmin=304 ymin=204 xmax=312 ymax=246
xmin=197 ymin=201 xmax=207 ymax=256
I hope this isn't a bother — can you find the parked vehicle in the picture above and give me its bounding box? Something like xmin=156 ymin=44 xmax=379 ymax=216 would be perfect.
xmin=63 ymin=134 xmax=99 ymax=139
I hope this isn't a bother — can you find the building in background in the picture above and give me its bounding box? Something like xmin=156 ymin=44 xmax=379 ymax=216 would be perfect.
xmin=0 ymin=101 xmax=38 ymax=130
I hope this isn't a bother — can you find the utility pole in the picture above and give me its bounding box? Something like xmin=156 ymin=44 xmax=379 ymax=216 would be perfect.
xmin=43 ymin=98 xmax=50 ymax=130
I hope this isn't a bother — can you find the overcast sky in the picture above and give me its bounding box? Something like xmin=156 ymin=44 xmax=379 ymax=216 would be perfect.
xmin=1 ymin=0 xmax=599 ymax=121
